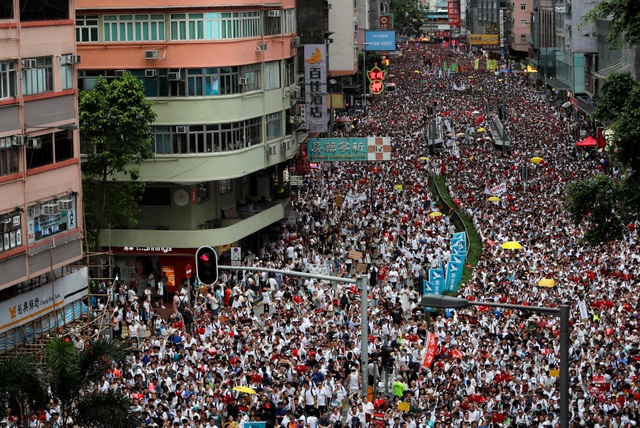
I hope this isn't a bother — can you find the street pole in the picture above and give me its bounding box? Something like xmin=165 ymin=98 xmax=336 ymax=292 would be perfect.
xmin=359 ymin=275 xmax=369 ymax=399
xmin=559 ymin=304 xmax=569 ymax=428
xmin=362 ymin=43 xmax=370 ymax=112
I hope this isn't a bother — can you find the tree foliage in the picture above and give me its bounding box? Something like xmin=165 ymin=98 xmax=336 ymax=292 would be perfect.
xmin=79 ymin=73 xmax=156 ymax=249
xmin=564 ymin=72 xmax=640 ymax=245
xmin=581 ymin=0 xmax=640 ymax=47
xmin=0 ymin=338 xmax=135 ymax=427
xmin=564 ymin=175 xmax=627 ymax=245
xmin=390 ymin=0 xmax=427 ymax=37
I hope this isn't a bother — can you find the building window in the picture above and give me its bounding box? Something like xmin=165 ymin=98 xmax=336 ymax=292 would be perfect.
xmin=170 ymin=12 xmax=261 ymax=40
xmin=264 ymin=11 xmax=281 ymax=36
xmin=76 ymin=15 xmax=99 ymax=42
xmin=0 ymin=138 xmax=19 ymax=176
xmin=0 ymin=1 xmax=13 ymax=20
xmin=284 ymin=58 xmax=295 ymax=86
xmin=19 ymin=0 xmax=69 ymax=21
xmin=27 ymin=133 xmax=53 ymax=169
xmin=264 ymin=61 xmax=280 ymax=91
xmin=0 ymin=60 xmax=17 ymax=99
xmin=266 ymin=112 xmax=283 ymax=141
xmin=103 ymin=14 xmax=165 ymax=41
xmin=521 ymin=19 xmax=528 ymax=26
xmin=170 ymin=13 xmax=204 ymax=40
xmin=283 ymin=9 xmax=296 ymax=34
xmin=54 ymin=130 xmax=74 ymax=162
xmin=27 ymin=193 xmax=78 ymax=244
xmin=60 ymin=55 xmax=73 ymax=90
xmin=22 ymin=57 xmax=53 ymax=96
xmin=240 ymin=63 xmax=261 ymax=92
xmin=151 ymin=118 xmax=261 ymax=155
xmin=133 ymin=14 xmax=166 ymax=41
xmin=520 ymin=34 xmax=527 ymax=43
xmin=219 ymin=180 xmax=232 ymax=194
xmin=520 ymin=3 xmax=526 ymax=10
xmin=0 ymin=210 xmax=23 ymax=253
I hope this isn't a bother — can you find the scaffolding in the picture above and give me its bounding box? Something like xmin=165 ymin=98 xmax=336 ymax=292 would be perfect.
xmin=0 ymin=251 xmax=116 ymax=359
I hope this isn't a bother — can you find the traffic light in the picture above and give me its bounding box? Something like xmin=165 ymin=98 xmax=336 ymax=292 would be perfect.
xmin=381 ymin=345 xmax=394 ymax=370
xmin=196 ymin=246 xmax=218 ymax=285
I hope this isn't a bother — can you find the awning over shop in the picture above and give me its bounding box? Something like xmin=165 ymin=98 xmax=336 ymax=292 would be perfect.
xmin=544 ymin=78 xmax=571 ymax=90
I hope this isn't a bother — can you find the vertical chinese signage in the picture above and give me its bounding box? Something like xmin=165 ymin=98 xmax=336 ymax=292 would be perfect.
xmin=447 ymin=1 xmax=461 ymax=28
xmin=304 ymin=45 xmax=328 ymax=133
xmin=367 ymin=64 xmax=386 ymax=95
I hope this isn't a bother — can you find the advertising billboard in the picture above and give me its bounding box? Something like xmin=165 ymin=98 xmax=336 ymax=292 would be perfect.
xmin=364 ymin=31 xmax=397 ymax=51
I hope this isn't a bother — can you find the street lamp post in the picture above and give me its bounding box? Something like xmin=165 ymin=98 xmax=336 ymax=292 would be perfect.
xmin=420 ymin=295 xmax=570 ymax=428
xmin=362 ymin=43 xmax=370 ymax=110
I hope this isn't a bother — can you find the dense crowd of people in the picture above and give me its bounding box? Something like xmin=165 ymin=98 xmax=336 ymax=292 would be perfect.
xmin=91 ymin=42 xmax=640 ymax=428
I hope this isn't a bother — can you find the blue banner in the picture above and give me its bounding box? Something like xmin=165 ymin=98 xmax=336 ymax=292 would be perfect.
xmin=445 ymin=261 xmax=464 ymax=292
xmin=429 ymin=268 xmax=445 ymax=294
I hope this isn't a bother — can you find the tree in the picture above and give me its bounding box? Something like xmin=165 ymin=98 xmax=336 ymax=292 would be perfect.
xmin=390 ymin=0 xmax=427 ymax=37
xmin=564 ymin=72 xmax=640 ymax=244
xmin=0 ymin=338 xmax=138 ymax=427
xmin=564 ymin=175 xmax=627 ymax=245
xmin=581 ymin=0 xmax=640 ymax=48
xmin=79 ymin=73 xmax=156 ymax=249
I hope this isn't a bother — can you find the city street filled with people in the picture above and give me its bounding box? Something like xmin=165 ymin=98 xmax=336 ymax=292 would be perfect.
xmin=104 ymin=42 xmax=639 ymax=428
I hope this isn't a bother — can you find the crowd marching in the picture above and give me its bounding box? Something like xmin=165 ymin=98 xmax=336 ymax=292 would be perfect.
xmin=85 ymin=41 xmax=640 ymax=428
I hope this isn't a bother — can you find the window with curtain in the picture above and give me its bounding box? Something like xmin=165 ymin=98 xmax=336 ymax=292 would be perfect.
xmin=22 ymin=57 xmax=53 ymax=96
xmin=264 ymin=61 xmax=280 ymax=91
xmin=266 ymin=112 xmax=283 ymax=141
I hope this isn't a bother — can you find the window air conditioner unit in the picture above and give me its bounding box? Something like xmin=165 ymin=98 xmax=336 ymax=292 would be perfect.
xmin=22 ymin=59 xmax=37 ymax=69
xmin=267 ymin=10 xmax=281 ymax=17
xmin=58 ymin=199 xmax=74 ymax=210
xmin=167 ymin=71 xmax=181 ymax=81
xmin=12 ymin=135 xmax=27 ymax=146
xmin=145 ymin=50 xmax=160 ymax=59
xmin=291 ymin=36 xmax=301 ymax=48
xmin=256 ymin=42 xmax=268 ymax=52
xmin=239 ymin=77 xmax=249 ymax=85
xmin=145 ymin=69 xmax=157 ymax=77
xmin=292 ymin=85 xmax=301 ymax=98
xmin=267 ymin=145 xmax=278 ymax=155
xmin=115 ymin=70 xmax=126 ymax=77
xmin=175 ymin=126 xmax=188 ymax=134
xmin=66 ymin=55 xmax=82 ymax=64
xmin=26 ymin=138 xmax=42 ymax=149
xmin=41 ymin=203 xmax=59 ymax=216
xmin=281 ymin=139 xmax=292 ymax=151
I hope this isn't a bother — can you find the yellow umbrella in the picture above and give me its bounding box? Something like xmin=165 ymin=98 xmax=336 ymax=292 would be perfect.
xmin=501 ymin=241 xmax=523 ymax=250
xmin=537 ymin=278 xmax=555 ymax=288
xmin=233 ymin=386 xmax=257 ymax=395
xmin=488 ymin=196 xmax=500 ymax=202
xmin=414 ymin=70 xmax=422 ymax=74
xmin=476 ymin=128 xmax=486 ymax=133
xmin=531 ymin=157 xmax=544 ymax=164
xmin=429 ymin=212 xmax=442 ymax=217
xmin=456 ymin=132 xmax=465 ymax=137
xmin=419 ymin=156 xmax=430 ymax=161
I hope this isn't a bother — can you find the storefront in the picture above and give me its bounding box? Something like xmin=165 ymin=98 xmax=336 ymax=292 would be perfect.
xmin=111 ymin=245 xmax=235 ymax=295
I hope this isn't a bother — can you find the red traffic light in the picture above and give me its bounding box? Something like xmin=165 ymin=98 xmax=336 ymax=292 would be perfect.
xmin=195 ymin=246 xmax=218 ymax=285
xmin=199 ymin=253 xmax=210 ymax=262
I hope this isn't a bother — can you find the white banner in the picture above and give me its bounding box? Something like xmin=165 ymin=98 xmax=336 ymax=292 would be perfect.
xmin=345 ymin=192 xmax=368 ymax=205
xmin=488 ymin=182 xmax=507 ymax=196
xmin=0 ymin=267 xmax=88 ymax=334
xmin=578 ymin=300 xmax=589 ymax=320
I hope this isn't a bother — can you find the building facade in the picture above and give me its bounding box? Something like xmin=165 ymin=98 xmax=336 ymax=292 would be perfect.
xmin=76 ymin=0 xmax=302 ymax=289
xmin=0 ymin=0 xmax=86 ymax=352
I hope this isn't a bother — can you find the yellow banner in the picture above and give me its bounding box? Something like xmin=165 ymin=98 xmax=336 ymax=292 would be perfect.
xmin=469 ymin=34 xmax=499 ymax=45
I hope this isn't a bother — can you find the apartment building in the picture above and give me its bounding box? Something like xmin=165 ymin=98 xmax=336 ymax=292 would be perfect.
xmin=76 ymin=0 xmax=301 ymax=291
xmin=0 ymin=0 xmax=86 ymax=352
